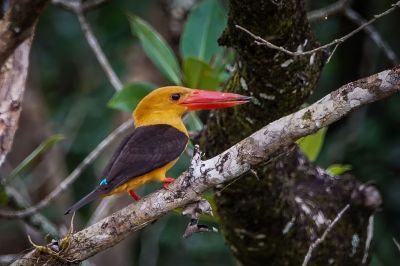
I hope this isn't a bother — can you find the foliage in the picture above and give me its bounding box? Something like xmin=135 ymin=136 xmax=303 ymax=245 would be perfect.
xmin=5 ymin=134 xmax=65 ymax=184
xmin=129 ymin=15 xmax=182 ymax=84
xmin=107 ymin=82 xmax=156 ymax=112
xmin=2 ymin=0 xmax=399 ymax=265
xmin=297 ymin=127 xmax=327 ymax=162
xmin=326 ymin=164 xmax=353 ymax=176
xmin=180 ymin=0 xmax=227 ymax=61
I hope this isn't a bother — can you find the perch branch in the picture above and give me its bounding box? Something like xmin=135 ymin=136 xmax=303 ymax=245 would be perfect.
xmin=237 ymin=1 xmax=400 ymax=57
xmin=11 ymin=65 xmax=400 ymax=265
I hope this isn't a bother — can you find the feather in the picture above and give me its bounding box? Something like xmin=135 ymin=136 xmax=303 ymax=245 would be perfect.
xmin=65 ymin=124 xmax=188 ymax=214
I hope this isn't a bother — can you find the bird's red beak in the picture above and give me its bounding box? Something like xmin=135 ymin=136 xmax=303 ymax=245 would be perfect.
xmin=180 ymin=90 xmax=251 ymax=111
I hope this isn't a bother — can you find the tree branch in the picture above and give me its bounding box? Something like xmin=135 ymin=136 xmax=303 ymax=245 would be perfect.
xmin=302 ymin=204 xmax=350 ymax=266
xmin=76 ymin=10 xmax=122 ymax=91
xmin=11 ymin=65 xmax=400 ymax=265
xmin=307 ymin=0 xmax=352 ymax=23
xmin=0 ymin=36 xmax=34 ymax=169
xmin=238 ymin=1 xmax=400 ymax=57
xmin=344 ymin=8 xmax=399 ymax=65
xmin=6 ymin=186 xmax=59 ymax=238
xmin=0 ymin=0 xmax=49 ymax=68
xmin=52 ymin=0 xmax=122 ymax=91
xmin=52 ymin=0 xmax=111 ymax=14
xmin=0 ymin=120 xmax=132 ymax=219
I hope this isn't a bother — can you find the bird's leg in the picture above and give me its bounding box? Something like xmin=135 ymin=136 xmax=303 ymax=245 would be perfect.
xmin=129 ymin=190 xmax=141 ymax=201
xmin=163 ymin=177 xmax=175 ymax=189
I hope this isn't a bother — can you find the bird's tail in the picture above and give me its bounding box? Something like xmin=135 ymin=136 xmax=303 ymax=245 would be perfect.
xmin=64 ymin=188 xmax=103 ymax=215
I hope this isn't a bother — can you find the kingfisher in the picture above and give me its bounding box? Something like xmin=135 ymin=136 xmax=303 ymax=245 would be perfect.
xmin=65 ymin=86 xmax=250 ymax=214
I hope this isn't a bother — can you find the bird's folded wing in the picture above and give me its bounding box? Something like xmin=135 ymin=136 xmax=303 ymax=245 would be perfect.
xmin=99 ymin=124 xmax=188 ymax=192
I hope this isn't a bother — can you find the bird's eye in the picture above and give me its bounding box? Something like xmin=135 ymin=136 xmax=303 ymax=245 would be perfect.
xmin=171 ymin=93 xmax=181 ymax=101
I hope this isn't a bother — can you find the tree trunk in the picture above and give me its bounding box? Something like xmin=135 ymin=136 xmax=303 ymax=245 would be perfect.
xmin=203 ymin=0 xmax=381 ymax=265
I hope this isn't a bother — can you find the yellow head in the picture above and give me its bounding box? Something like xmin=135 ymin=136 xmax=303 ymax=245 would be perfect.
xmin=133 ymin=86 xmax=251 ymax=132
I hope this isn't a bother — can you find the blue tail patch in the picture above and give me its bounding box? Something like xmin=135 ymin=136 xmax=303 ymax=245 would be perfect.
xmin=99 ymin=178 xmax=108 ymax=186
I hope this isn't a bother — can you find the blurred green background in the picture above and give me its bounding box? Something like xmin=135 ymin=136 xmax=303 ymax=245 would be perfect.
xmin=0 ymin=0 xmax=399 ymax=265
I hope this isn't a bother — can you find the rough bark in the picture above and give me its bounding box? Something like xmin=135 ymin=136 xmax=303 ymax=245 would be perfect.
xmin=202 ymin=0 xmax=381 ymax=265
xmin=0 ymin=0 xmax=49 ymax=68
xmin=0 ymin=36 xmax=34 ymax=169
xmin=10 ymin=65 xmax=399 ymax=265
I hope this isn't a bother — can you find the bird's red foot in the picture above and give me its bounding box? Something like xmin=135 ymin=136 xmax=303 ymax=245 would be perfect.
xmin=129 ymin=190 xmax=141 ymax=201
xmin=163 ymin=177 xmax=175 ymax=189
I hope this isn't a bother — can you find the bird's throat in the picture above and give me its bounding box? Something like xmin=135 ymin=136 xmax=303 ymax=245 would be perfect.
xmin=133 ymin=112 xmax=188 ymax=136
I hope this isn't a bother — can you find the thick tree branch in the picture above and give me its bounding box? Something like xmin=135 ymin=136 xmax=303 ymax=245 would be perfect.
xmin=11 ymin=65 xmax=400 ymax=265
xmin=0 ymin=0 xmax=49 ymax=68
xmin=0 ymin=36 xmax=34 ymax=169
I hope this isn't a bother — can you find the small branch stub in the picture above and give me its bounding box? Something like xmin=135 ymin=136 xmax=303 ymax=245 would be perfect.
xmin=182 ymin=199 xmax=216 ymax=238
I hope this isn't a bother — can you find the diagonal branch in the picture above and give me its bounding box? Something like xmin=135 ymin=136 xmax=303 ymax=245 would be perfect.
xmin=238 ymin=1 xmax=400 ymax=57
xmin=307 ymin=0 xmax=352 ymax=22
xmin=76 ymin=11 xmax=122 ymax=91
xmin=12 ymin=65 xmax=400 ymax=265
xmin=344 ymin=8 xmax=399 ymax=65
xmin=0 ymin=120 xmax=132 ymax=219
xmin=52 ymin=0 xmax=122 ymax=91
xmin=302 ymin=204 xmax=350 ymax=266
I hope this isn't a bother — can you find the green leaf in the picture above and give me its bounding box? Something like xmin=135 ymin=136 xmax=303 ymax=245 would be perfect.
xmin=183 ymin=57 xmax=220 ymax=90
xmin=5 ymin=134 xmax=65 ymax=184
xmin=296 ymin=127 xmax=327 ymax=162
xmin=107 ymin=82 xmax=156 ymax=112
xmin=0 ymin=187 xmax=9 ymax=206
xmin=327 ymin=164 xmax=352 ymax=176
xmin=180 ymin=0 xmax=227 ymax=61
xmin=129 ymin=15 xmax=182 ymax=84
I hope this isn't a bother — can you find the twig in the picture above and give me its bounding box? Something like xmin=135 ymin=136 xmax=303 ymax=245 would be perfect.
xmin=236 ymin=1 xmax=400 ymax=57
xmin=0 ymin=120 xmax=132 ymax=219
xmin=81 ymin=0 xmax=111 ymax=13
xmin=393 ymin=237 xmax=400 ymax=252
xmin=302 ymin=204 xmax=350 ymax=266
xmin=307 ymin=0 xmax=352 ymax=23
xmin=344 ymin=8 xmax=399 ymax=65
xmin=51 ymin=0 xmax=110 ymax=14
xmin=76 ymin=11 xmax=123 ymax=91
xmin=362 ymin=215 xmax=374 ymax=264
xmin=6 ymin=186 xmax=59 ymax=238
xmin=11 ymin=65 xmax=400 ymax=265
xmin=51 ymin=0 xmax=122 ymax=91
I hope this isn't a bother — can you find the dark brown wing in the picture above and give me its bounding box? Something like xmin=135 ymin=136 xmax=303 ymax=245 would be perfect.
xmin=100 ymin=124 xmax=188 ymax=190
xmin=65 ymin=124 xmax=188 ymax=214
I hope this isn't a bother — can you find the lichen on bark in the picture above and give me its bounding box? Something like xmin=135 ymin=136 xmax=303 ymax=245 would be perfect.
xmin=202 ymin=0 xmax=379 ymax=265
